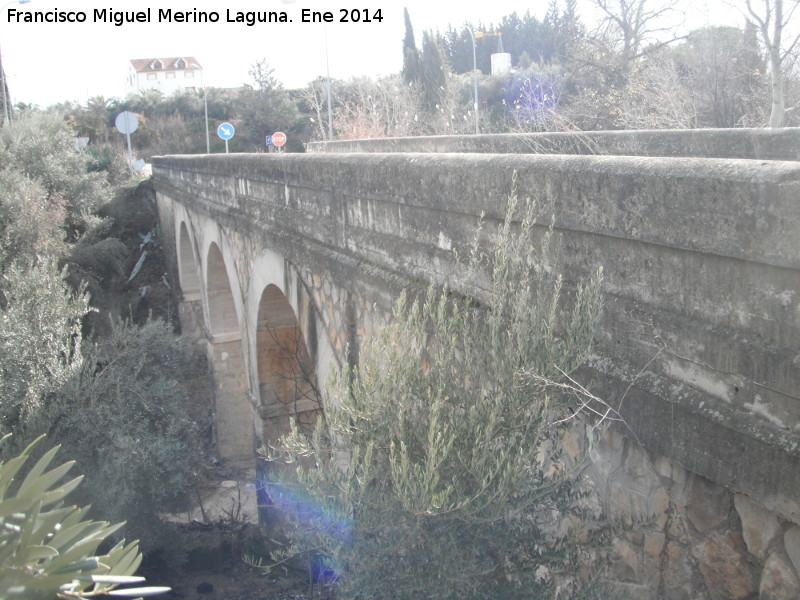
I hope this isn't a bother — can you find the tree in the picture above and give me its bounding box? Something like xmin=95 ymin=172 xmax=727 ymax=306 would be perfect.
xmin=0 ymin=112 xmax=111 ymax=241
xmin=744 ymin=0 xmax=800 ymax=126
xmin=426 ymin=72 xmax=477 ymax=135
xmin=435 ymin=8 xmax=583 ymax=77
xmin=0 ymin=260 xmax=90 ymax=437
xmin=401 ymin=8 xmax=421 ymax=85
xmin=440 ymin=25 xmax=474 ymax=74
xmin=401 ymin=11 xmax=450 ymax=114
xmin=0 ymin=111 xmax=206 ymax=564
xmin=269 ymin=190 xmax=607 ymax=599
xmin=74 ymin=96 xmax=115 ymax=146
xmin=583 ymin=0 xmax=684 ymax=127
xmin=329 ymin=75 xmax=423 ymax=139
xmin=677 ymin=26 xmax=766 ymax=127
xmin=298 ymin=77 xmax=333 ymax=141
xmin=547 ymin=0 xmax=585 ymax=64
xmin=504 ymin=66 xmax=565 ymax=129
xmin=591 ymin=0 xmax=683 ymax=82
xmin=618 ymin=26 xmax=767 ymax=129
xmin=235 ymin=59 xmax=299 ymax=150
xmin=419 ymin=31 xmax=449 ymax=111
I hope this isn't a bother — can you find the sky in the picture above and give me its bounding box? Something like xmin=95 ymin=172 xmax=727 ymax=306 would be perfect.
xmin=0 ymin=0 xmax=746 ymax=108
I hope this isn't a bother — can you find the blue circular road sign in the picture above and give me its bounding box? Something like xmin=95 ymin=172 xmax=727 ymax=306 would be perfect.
xmin=217 ymin=122 xmax=235 ymax=140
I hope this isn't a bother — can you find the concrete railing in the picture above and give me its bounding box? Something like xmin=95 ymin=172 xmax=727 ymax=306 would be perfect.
xmin=307 ymin=128 xmax=800 ymax=161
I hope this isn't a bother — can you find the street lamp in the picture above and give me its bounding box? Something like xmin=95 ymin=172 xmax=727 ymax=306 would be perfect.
xmin=0 ymin=0 xmax=30 ymax=124
xmin=283 ymin=0 xmax=332 ymax=141
xmin=203 ymin=81 xmax=209 ymax=153
xmin=325 ymin=25 xmax=333 ymax=141
xmin=467 ymin=29 xmax=501 ymax=136
xmin=467 ymin=29 xmax=479 ymax=135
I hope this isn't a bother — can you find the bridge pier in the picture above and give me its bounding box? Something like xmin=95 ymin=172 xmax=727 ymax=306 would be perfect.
xmin=207 ymin=332 xmax=254 ymax=469
xmin=177 ymin=291 xmax=204 ymax=342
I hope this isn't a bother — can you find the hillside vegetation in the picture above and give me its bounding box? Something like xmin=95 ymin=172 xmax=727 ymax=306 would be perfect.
xmin=0 ymin=112 xmax=207 ymax=563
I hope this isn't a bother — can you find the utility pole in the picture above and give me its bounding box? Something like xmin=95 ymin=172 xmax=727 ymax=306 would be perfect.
xmin=0 ymin=49 xmax=11 ymax=124
xmin=0 ymin=0 xmax=31 ymax=125
xmin=467 ymin=30 xmax=501 ymax=135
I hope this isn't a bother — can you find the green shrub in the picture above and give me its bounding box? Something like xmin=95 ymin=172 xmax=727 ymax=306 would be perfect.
xmin=0 ymin=112 xmax=111 ymax=240
xmin=0 ymin=108 xmax=206 ymax=572
xmin=268 ymin=188 xmax=607 ymax=599
xmin=85 ymin=143 xmax=130 ymax=186
xmin=49 ymin=319 xmax=206 ymax=562
xmin=0 ymin=434 xmax=168 ymax=599
xmin=0 ymin=166 xmax=67 ymax=272
xmin=0 ymin=259 xmax=91 ymax=437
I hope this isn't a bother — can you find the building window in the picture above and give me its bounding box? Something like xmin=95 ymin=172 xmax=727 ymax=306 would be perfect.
xmin=152 ymin=59 xmax=163 ymax=70
xmin=185 ymin=71 xmax=195 ymax=78
xmin=175 ymin=58 xmax=186 ymax=68
xmin=147 ymin=73 xmax=157 ymax=80
xmin=166 ymin=72 xmax=176 ymax=79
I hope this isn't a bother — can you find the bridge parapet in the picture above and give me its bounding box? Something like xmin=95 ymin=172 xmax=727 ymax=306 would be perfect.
xmin=308 ymin=127 xmax=800 ymax=161
xmin=153 ymin=150 xmax=800 ymax=525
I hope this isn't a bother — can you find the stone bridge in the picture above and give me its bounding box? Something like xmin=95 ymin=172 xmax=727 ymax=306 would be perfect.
xmin=153 ymin=129 xmax=800 ymax=597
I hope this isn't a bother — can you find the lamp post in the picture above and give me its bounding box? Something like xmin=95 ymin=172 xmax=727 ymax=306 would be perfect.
xmin=467 ymin=28 xmax=479 ymax=135
xmin=325 ymin=24 xmax=333 ymax=141
xmin=199 ymin=67 xmax=209 ymax=154
xmin=280 ymin=0 xmax=333 ymax=141
xmin=467 ymin=30 xmax=502 ymax=136
xmin=0 ymin=0 xmax=30 ymax=125
xmin=203 ymin=83 xmax=209 ymax=153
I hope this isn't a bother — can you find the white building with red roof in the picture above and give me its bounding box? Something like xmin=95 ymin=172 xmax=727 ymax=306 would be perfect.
xmin=126 ymin=57 xmax=202 ymax=96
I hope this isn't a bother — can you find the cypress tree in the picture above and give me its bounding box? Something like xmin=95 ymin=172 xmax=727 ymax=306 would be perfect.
xmin=420 ymin=31 xmax=448 ymax=111
xmin=402 ymin=7 xmax=421 ymax=84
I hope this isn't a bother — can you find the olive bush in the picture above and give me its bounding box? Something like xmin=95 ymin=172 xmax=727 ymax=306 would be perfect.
xmin=269 ymin=188 xmax=607 ymax=599
xmin=0 ymin=259 xmax=90 ymax=437
xmin=49 ymin=319 xmax=206 ymax=560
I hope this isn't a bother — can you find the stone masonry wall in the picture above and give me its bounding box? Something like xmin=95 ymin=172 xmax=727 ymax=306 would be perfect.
xmin=573 ymin=424 xmax=800 ymax=598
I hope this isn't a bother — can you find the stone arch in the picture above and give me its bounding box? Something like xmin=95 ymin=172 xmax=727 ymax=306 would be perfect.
xmin=177 ymin=221 xmax=201 ymax=297
xmin=203 ymin=240 xmax=253 ymax=467
xmin=256 ymin=284 xmax=322 ymax=444
xmin=245 ymin=251 xmax=338 ymax=438
xmin=174 ymin=218 xmax=206 ymax=341
xmin=206 ymin=242 xmax=239 ymax=337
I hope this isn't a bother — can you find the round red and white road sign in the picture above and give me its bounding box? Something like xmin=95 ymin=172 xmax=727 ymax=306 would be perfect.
xmin=272 ymin=131 xmax=287 ymax=147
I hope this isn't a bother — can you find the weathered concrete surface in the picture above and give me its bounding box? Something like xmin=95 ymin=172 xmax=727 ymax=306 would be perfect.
xmin=153 ymin=146 xmax=800 ymax=597
xmin=153 ymin=151 xmax=800 ymax=527
xmin=308 ymin=127 xmax=800 ymax=161
xmin=155 ymin=186 xmax=356 ymax=467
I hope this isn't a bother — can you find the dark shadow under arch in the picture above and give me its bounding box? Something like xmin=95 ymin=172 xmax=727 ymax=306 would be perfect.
xmin=178 ymin=221 xmax=201 ymax=296
xmin=256 ymin=284 xmax=322 ymax=443
xmin=206 ymin=242 xmax=238 ymax=336
xmin=204 ymin=241 xmax=252 ymax=467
